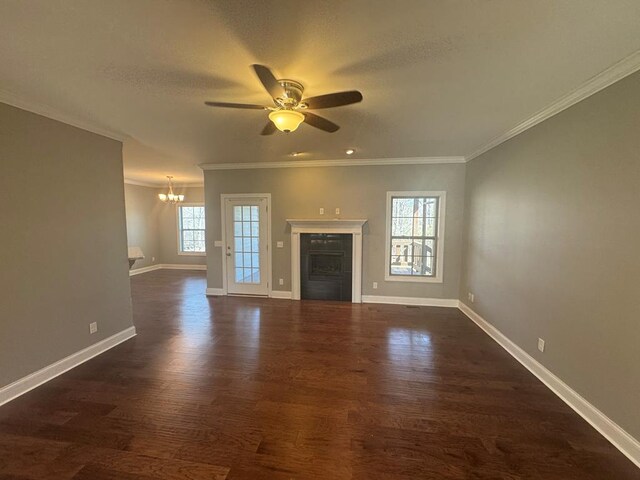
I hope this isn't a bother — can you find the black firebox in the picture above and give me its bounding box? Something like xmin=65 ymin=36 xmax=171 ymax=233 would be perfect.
xmin=300 ymin=233 xmax=352 ymax=301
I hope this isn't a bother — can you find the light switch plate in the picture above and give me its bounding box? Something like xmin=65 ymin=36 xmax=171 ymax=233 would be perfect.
xmin=276 ymin=241 xmax=284 ymax=248
xmin=319 ymin=208 xmax=325 ymax=215
xmin=214 ymin=240 xmax=223 ymax=247
xmin=335 ymin=208 xmax=340 ymax=215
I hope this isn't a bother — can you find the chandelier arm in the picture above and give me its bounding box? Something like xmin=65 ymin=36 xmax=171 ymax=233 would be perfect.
xmin=159 ymin=175 xmax=184 ymax=204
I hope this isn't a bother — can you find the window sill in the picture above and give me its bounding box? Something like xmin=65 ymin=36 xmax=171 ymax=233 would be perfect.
xmin=178 ymin=252 xmax=206 ymax=257
xmin=384 ymin=274 xmax=443 ymax=284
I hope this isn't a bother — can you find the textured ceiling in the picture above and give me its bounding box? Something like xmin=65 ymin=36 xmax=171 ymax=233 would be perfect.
xmin=1 ymin=0 xmax=639 ymax=184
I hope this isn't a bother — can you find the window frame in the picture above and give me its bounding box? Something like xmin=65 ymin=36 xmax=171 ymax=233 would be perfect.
xmin=384 ymin=191 xmax=445 ymax=283
xmin=176 ymin=203 xmax=206 ymax=256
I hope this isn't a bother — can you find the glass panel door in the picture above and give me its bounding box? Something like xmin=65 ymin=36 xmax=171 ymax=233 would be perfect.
xmin=224 ymin=197 xmax=268 ymax=295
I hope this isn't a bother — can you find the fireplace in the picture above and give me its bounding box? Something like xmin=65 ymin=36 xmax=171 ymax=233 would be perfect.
xmin=301 ymin=233 xmax=352 ymax=301
xmin=310 ymin=252 xmax=343 ymax=277
xmin=287 ymin=218 xmax=367 ymax=303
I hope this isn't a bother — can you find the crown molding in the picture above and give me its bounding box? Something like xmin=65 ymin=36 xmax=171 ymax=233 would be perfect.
xmin=124 ymin=179 xmax=160 ymax=188
xmin=7 ymin=49 xmax=639 ymax=168
xmin=466 ymin=49 xmax=640 ymax=161
xmin=124 ymin=178 xmax=204 ymax=188
xmin=0 ymin=88 xmax=126 ymax=142
xmin=199 ymin=156 xmax=466 ymax=171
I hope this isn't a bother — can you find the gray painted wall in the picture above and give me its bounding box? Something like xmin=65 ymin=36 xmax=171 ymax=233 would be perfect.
xmin=204 ymin=163 xmax=465 ymax=298
xmin=460 ymin=71 xmax=640 ymax=439
xmin=0 ymin=102 xmax=134 ymax=388
xmin=123 ymin=185 xmax=206 ymax=267
xmin=157 ymin=186 xmax=206 ymax=266
xmin=124 ymin=183 xmax=162 ymax=269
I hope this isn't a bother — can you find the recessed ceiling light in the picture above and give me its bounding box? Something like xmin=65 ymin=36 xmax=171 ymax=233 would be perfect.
xmin=290 ymin=151 xmax=301 ymax=157
xmin=345 ymin=149 xmax=355 ymax=155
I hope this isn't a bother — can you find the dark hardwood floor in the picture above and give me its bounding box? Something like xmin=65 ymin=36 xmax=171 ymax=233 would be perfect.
xmin=0 ymin=270 xmax=637 ymax=479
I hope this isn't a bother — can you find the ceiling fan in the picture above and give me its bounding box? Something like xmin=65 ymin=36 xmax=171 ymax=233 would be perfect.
xmin=204 ymin=64 xmax=363 ymax=135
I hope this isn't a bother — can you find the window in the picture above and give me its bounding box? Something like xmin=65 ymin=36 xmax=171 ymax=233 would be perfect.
xmin=177 ymin=205 xmax=205 ymax=254
xmin=385 ymin=191 xmax=445 ymax=283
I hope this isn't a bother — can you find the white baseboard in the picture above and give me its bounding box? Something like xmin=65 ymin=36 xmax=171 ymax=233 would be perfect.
xmin=206 ymin=288 xmax=226 ymax=296
xmin=160 ymin=263 xmax=206 ymax=271
xmin=129 ymin=264 xmax=162 ymax=276
xmin=206 ymin=290 xmax=292 ymax=299
xmin=458 ymin=302 xmax=640 ymax=468
xmin=129 ymin=264 xmax=206 ymax=276
xmin=208 ymin=292 xmax=453 ymax=304
xmin=270 ymin=290 xmax=292 ymax=299
xmin=362 ymin=295 xmax=458 ymax=307
xmin=0 ymin=326 xmax=137 ymax=407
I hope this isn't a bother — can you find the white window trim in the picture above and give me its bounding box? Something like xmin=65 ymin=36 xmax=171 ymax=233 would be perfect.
xmin=384 ymin=191 xmax=445 ymax=284
xmin=176 ymin=203 xmax=206 ymax=256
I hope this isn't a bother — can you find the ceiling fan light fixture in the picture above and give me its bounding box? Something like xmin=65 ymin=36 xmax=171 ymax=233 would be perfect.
xmin=268 ymin=109 xmax=304 ymax=133
xmin=205 ymin=65 xmax=362 ymax=135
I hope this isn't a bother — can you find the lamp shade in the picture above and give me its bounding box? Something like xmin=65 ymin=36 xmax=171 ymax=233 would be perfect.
xmin=268 ymin=110 xmax=304 ymax=133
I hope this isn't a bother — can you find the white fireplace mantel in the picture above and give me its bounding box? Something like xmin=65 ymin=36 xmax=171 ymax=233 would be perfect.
xmin=286 ymin=218 xmax=367 ymax=303
xmin=287 ymin=218 xmax=367 ymax=230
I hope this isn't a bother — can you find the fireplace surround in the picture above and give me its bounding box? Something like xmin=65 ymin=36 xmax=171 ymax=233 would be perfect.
xmin=287 ymin=219 xmax=367 ymax=303
xmin=301 ymin=233 xmax=352 ymax=301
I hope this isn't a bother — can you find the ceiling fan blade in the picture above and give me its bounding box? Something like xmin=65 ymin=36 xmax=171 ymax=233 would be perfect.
xmin=204 ymin=101 xmax=267 ymax=109
xmin=252 ymin=64 xmax=284 ymax=99
xmin=260 ymin=121 xmax=277 ymax=136
xmin=303 ymin=112 xmax=340 ymax=133
xmin=304 ymin=90 xmax=363 ymax=109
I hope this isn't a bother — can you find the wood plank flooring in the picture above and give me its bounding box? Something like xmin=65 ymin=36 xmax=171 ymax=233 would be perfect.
xmin=0 ymin=269 xmax=637 ymax=479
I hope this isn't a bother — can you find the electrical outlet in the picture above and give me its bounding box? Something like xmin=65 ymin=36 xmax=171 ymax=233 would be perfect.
xmin=319 ymin=208 xmax=324 ymax=215
xmin=276 ymin=241 xmax=284 ymax=248
xmin=151 ymin=256 xmax=155 ymax=262
xmin=373 ymin=282 xmax=378 ymax=289
xmin=89 ymin=322 xmax=98 ymax=334
xmin=538 ymin=338 xmax=545 ymax=352
xmin=335 ymin=207 xmax=340 ymax=215
xmin=468 ymin=292 xmax=475 ymax=303
xmin=279 ymin=278 xmax=284 ymax=285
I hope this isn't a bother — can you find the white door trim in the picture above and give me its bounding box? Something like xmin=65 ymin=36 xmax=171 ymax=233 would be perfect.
xmin=287 ymin=219 xmax=367 ymax=303
xmin=220 ymin=193 xmax=272 ymax=297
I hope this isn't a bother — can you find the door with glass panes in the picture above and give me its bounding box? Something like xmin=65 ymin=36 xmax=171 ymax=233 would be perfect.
xmin=224 ymin=197 xmax=269 ymax=295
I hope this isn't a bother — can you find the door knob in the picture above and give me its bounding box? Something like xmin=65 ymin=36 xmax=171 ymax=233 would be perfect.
xmin=226 ymin=252 xmax=231 ymax=257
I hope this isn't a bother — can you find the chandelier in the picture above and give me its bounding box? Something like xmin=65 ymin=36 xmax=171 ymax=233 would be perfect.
xmin=158 ymin=176 xmax=184 ymax=204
